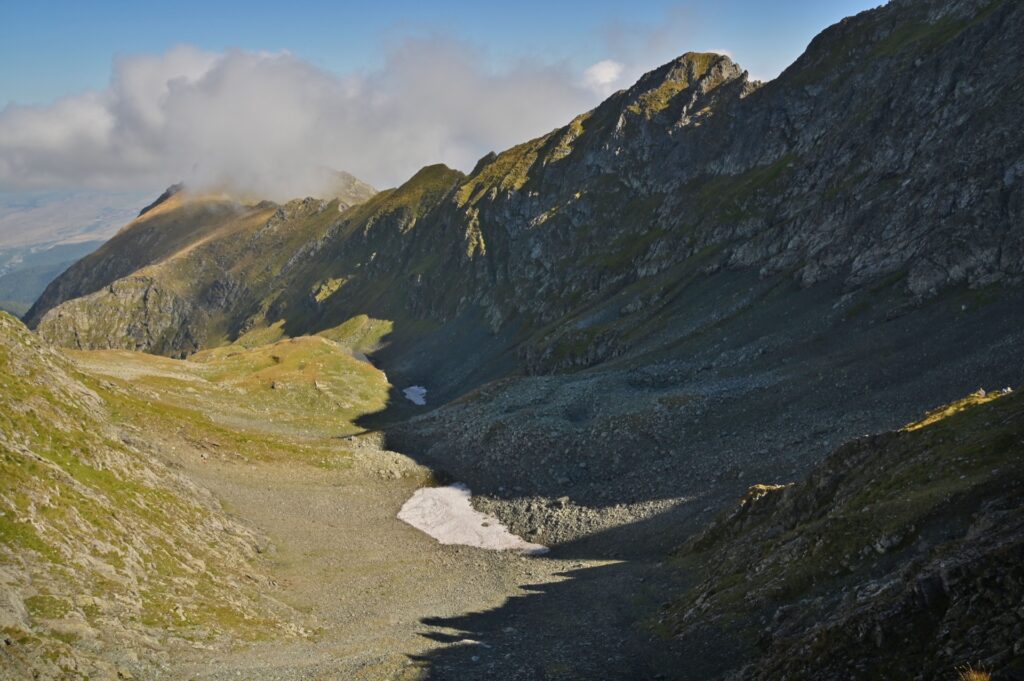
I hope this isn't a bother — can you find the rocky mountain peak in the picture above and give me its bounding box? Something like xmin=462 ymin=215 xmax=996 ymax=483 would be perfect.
xmin=621 ymin=52 xmax=746 ymax=121
xmin=668 ymin=52 xmax=742 ymax=89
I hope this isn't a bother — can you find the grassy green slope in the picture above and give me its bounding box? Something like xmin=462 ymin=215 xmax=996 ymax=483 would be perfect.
xmin=0 ymin=310 xmax=402 ymax=677
xmin=0 ymin=312 xmax=316 ymax=678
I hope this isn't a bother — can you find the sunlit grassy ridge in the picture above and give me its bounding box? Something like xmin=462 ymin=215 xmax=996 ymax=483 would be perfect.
xmin=23 ymin=194 xmax=255 ymax=328
xmin=351 ymin=163 xmax=459 ymax=228
xmin=33 ymin=194 xmax=353 ymax=354
xmin=0 ymin=312 xmax=301 ymax=678
xmin=902 ymin=388 xmax=1006 ymax=431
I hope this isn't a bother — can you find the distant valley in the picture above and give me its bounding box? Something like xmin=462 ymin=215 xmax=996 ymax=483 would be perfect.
xmin=0 ymin=241 xmax=104 ymax=316
xmin=0 ymin=190 xmax=154 ymax=315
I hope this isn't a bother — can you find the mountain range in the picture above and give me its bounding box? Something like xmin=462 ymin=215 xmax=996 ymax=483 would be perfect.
xmin=2 ymin=0 xmax=1023 ymax=678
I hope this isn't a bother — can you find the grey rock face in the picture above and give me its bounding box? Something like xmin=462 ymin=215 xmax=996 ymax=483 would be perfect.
xmin=35 ymin=277 xmax=201 ymax=356
xmin=26 ymin=1 xmax=1024 ymax=380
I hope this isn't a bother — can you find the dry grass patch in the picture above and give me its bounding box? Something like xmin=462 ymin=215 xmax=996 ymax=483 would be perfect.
xmin=957 ymin=664 xmax=992 ymax=681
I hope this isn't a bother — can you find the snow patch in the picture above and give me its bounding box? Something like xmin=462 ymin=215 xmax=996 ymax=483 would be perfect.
xmin=403 ymin=385 xmax=427 ymax=405
xmin=398 ymin=483 xmax=548 ymax=555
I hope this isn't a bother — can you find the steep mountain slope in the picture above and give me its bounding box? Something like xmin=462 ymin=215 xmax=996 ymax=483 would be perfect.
xmin=24 ymin=192 xmax=261 ymax=331
xmin=27 ymin=192 xmax=371 ymax=356
xmin=0 ymin=313 xmax=298 ymax=678
xmin=24 ymin=174 xmax=378 ymax=343
xmin=29 ymin=0 xmax=1024 ymax=386
xmin=409 ymin=0 xmax=1022 ymax=374
xmin=666 ymin=388 xmax=1024 ymax=680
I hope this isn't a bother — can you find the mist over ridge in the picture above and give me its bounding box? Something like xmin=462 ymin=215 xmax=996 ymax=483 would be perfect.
xmin=0 ymin=41 xmax=615 ymax=201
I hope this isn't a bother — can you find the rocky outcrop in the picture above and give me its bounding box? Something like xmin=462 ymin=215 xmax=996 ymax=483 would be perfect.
xmin=35 ymin=276 xmax=201 ymax=356
xmin=137 ymin=182 xmax=183 ymax=217
xmin=666 ymin=389 xmax=1024 ymax=680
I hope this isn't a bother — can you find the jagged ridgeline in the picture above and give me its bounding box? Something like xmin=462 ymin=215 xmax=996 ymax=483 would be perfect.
xmin=25 ymin=0 xmax=1024 ymax=394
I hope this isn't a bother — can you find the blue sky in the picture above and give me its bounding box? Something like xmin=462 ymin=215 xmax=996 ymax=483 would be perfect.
xmin=2 ymin=0 xmax=877 ymax=106
xmin=0 ymin=0 xmax=882 ymax=202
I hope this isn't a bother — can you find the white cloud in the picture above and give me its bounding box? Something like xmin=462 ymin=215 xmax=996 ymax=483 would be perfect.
xmin=0 ymin=40 xmax=603 ymax=200
xmin=582 ymin=59 xmax=625 ymax=96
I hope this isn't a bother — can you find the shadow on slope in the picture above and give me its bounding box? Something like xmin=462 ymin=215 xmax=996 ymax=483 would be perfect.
xmin=408 ymin=557 xmax=686 ymax=680
xmin=343 ymin=276 xmax=1024 ymax=680
xmin=405 ymin=388 xmax=1024 ymax=680
xmin=369 ymin=272 xmax=1024 ymax=517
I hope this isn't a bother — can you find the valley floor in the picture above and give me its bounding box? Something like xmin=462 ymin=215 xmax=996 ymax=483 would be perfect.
xmin=60 ymin=340 xmax=681 ymax=680
xmin=160 ymin=447 xmax=610 ymax=680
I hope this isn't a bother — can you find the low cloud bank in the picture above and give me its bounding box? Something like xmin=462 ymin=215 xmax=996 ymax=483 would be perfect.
xmin=0 ymin=41 xmax=614 ymax=200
